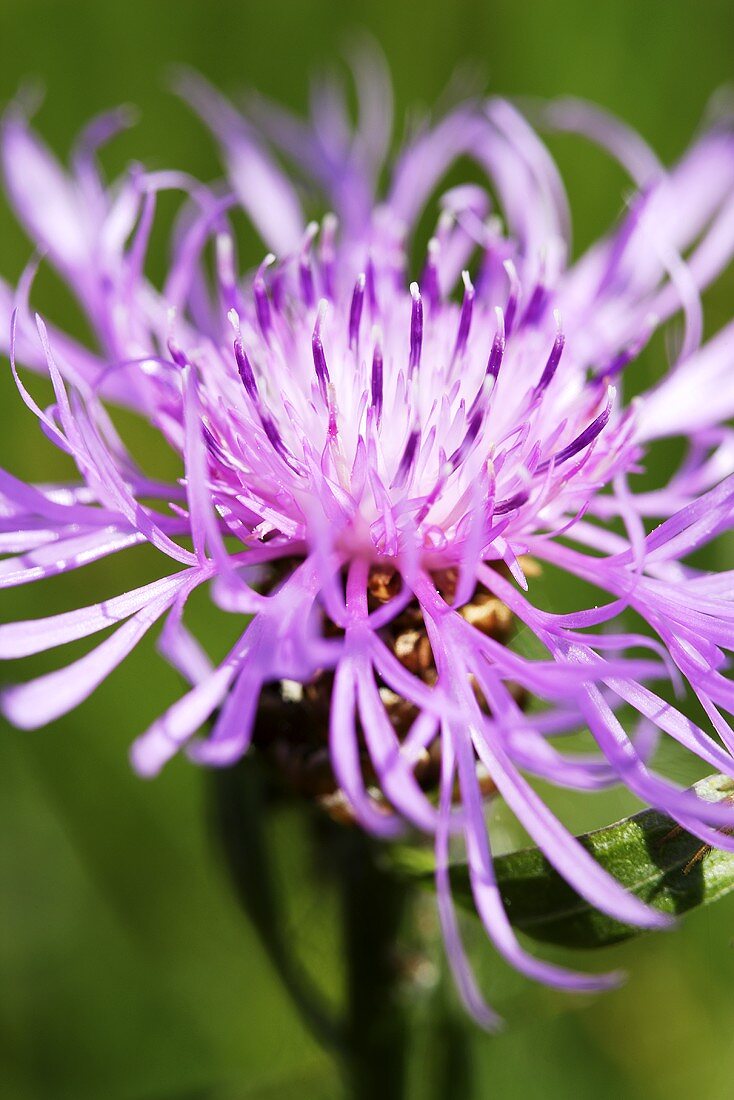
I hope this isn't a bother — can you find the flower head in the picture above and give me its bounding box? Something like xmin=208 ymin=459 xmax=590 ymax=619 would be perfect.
xmin=3 ymin=57 xmax=734 ymax=1025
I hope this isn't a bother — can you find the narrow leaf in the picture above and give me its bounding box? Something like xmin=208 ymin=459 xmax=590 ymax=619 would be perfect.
xmin=390 ymin=774 xmax=734 ymax=949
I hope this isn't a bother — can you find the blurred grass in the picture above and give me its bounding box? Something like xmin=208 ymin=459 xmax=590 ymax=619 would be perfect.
xmin=2 ymin=0 xmax=734 ymax=1097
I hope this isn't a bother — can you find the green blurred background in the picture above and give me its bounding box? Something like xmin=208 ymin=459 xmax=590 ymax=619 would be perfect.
xmin=2 ymin=0 xmax=734 ymax=1096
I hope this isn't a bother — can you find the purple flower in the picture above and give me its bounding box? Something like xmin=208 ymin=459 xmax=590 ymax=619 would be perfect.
xmin=3 ymin=59 xmax=734 ymax=1026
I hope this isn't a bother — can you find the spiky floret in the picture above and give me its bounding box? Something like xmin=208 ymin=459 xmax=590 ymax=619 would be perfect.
xmin=3 ymin=57 xmax=734 ymax=1024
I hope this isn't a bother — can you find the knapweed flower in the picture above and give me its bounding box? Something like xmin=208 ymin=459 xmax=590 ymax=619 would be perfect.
xmin=3 ymin=58 xmax=734 ymax=1026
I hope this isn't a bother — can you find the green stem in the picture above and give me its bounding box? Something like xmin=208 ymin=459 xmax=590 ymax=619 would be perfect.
xmin=321 ymin=821 xmax=410 ymax=1099
xmin=210 ymin=759 xmax=341 ymax=1051
xmin=211 ymin=757 xmax=412 ymax=1097
xmin=426 ymin=975 xmax=474 ymax=1100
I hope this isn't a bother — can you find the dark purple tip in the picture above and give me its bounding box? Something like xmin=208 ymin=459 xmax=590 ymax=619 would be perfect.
xmin=537 ymin=398 xmax=612 ymax=473
xmin=408 ymin=283 xmax=423 ymax=374
xmin=449 ymin=406 xmax=483 ymax=468
xmin=252 ymin=254 xmax=276 ymax=340
xmin=452 ymin=272 xmax=475 ymax=361
xmin=596 ymin=323 xmax=654 ymax=384
xmin=520 ymin=281 xmax=548 ymax=328
xmin=312 ymin=303 xmax=331 ymax=403
xmin=366 ymin=257 xmax=378 ymax=315
xmin=602 ymin=346 xmax=635 ymax=381
xmin=259 ymin=409 xmax=297 ymax=468
xmin=371 ymin=331 xmax=384 ymax=425
xmin=299 ymin=223 xmax=318 ymax=310
xmin=202 ymin=423 xmax=225 ymax=461
xmin=259 ymin=411 xmax=300 ymax=473
xmin=494 ymin=490 xmax=529 ymax=515
xmin=394 ymin=426 xmax=420 ymax=488
xmin=270 ymin=266 xmax=286 ymax=312
xmin=349 ymin=273 xmax=366 ymax=350
xmin=596 ymin=189 xmax=652 ymax=298
xmin=503 ymin=260 xmax=520 ymax=337
xmin=167 ymin=339 xmax=188 ymax=369
xmin=535 ymin=326 xmax=565 ymax=396
xmin=261 ymin=412 xmax=284 ymax=452
xmin=234 ymin=338 xmax=258 ymax=402
xmin=254 ymin=277 xmax=271 ymax=339
xmin=299 ymin=256 xmax=315 ymax=309
xmin=486 ymin=308 xmax=506 ymax=381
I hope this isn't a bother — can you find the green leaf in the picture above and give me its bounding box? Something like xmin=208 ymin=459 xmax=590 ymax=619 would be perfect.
xmin=389 ymin=774 xmax=734 ymax=949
